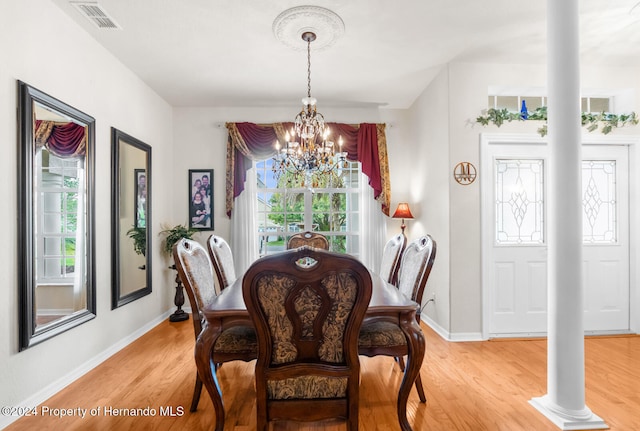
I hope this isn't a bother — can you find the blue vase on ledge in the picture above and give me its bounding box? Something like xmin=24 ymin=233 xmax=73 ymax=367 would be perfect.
xmin=520 ymin=100 xmax=528 ymax=120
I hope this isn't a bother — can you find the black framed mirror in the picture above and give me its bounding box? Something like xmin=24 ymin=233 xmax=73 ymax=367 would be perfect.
xmin=18 ymin=81 xmax=96 ymax=350
xmin=111 ymin=128 xmax=152 ymax=308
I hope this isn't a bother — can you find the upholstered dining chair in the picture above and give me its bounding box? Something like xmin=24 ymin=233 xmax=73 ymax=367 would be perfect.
xmin=206 ymin=234 xmax=236 ymax=293
xmin=173 ymin=238 xmax=257 ymax=412
xmin=359 ymin=234 xmax=436 ymax=403
xmin=379 ymin=233 xmax=407 ymax=286
xmin=242 ymin=246 xmax=372 ymax=431
xmin=286 ymin=231 xmax=329 ymax=250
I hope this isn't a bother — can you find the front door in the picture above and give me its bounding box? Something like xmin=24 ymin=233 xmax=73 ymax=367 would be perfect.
xmin=582 ymin=145 xmax=629 ymax=331
xmin=482 ymin=137 xmax=630 ymax=337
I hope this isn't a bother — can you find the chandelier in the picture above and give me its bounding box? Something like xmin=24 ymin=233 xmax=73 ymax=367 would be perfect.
xmin=272 ymin=31 xmax=347 ymax=184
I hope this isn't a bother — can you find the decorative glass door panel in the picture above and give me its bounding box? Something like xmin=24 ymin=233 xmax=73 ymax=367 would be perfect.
xmin=582 ymin=160 xmax=617 ymax=244
xmin=495 ymin=159 xmax=544 ymax=245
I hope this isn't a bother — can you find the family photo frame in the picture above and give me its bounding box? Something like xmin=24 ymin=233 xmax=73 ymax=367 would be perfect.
xmin=134 ymin=168 xmax=146 ymax=228
xmin=188 ymin=169 xmax=213 ymax=230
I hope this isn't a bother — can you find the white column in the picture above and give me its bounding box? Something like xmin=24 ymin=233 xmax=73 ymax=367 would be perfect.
xmin=529 ymin=1 xmax=606 ymax=429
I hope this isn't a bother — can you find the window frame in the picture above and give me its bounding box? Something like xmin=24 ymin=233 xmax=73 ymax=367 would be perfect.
xmin=255 ymin=158 xmax=362 ymax=258
xmin=36 ymin=149 xmax=83 ymax=285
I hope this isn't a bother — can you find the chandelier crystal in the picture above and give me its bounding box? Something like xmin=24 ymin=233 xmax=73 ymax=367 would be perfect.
xmin=273 ymin=31 xmax=346 ymax=185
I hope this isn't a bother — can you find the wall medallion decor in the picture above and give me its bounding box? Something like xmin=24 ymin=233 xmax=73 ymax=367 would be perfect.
xmin=454 ymin=162 xmax=477 ymax=185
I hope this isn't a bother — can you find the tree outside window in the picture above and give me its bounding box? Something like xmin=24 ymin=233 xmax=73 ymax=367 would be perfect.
xmin=256 ymin=159 xmax=359 ymax=257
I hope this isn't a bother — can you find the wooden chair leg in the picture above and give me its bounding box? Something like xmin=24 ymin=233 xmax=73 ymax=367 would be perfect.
xmin=190 ymin=372 xmax=203 ymax=412
xmin=256 ymin=407 xmax=268 ymax=431
xmin=348 ymin=414 xmax=359 ymax=431
xmin=396 ymin=356 xmax=426 ymax=402
xmin=414 ymin=372 xmax=427 ymax=403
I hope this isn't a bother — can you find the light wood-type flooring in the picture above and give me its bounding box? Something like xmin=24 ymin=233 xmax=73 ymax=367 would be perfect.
xmin=6 ymin=318 xmax=640 ymax=430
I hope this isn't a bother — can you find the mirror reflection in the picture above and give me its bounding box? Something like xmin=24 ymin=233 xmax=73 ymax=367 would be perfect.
xmin=18 ymin=81 xmax=96 ymax=350
xmin=111 ymin=128 xmax=152 ymax=308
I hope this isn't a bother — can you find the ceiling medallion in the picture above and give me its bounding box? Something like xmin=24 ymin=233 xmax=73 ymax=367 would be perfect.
xmin=273 ymin=6 xmax=345 ymax=51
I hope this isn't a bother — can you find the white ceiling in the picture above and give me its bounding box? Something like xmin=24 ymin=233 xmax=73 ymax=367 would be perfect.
xmin=49 ymin=0 xmax=640 ymax=109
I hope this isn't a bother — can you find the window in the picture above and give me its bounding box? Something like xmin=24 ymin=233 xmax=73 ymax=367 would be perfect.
xmin=488 ymin=94 xmax=610 ymax=113
xmin=488 ymin=95 xmax=545 ymax=112
xmin=255 ymin=158 xmax=361 ymax=258
xmin=36 ymin=148 xmax=83 ymax=283
xmin=581 ymin=97 xmax=610 ymax=113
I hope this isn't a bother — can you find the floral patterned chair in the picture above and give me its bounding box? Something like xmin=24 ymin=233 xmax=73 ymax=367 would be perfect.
xmin=206 ymin=234 xmax=236 ymax=293
xmin=173 ymin=238 xmax=257 ymax=412
xmin=286 ymin=231 xmax=329 ymax=250
xmin=358 ymin=234 xmax=436 ymax=403
xmin=378 ymin=233 xmax=407 ymax=286
xmin=242 ymin=246 xmax=372 ymax=431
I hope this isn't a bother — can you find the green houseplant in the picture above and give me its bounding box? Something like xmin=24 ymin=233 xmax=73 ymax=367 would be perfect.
xmin=159 ymin=224 xmax=197 ymax=322
xmin=126 ymin=226 xmax=146 ymax=256
xmin=160 ymin=224 xmax=197 ymax=256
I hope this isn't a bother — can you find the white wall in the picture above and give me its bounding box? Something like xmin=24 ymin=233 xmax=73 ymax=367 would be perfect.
xmin=0 ymin=0 xmax=175 ymax=422
xmin=401 ymin=66 xmax=452 ymax=334
xmin=446 ymin=63 xmax=548 ymax=337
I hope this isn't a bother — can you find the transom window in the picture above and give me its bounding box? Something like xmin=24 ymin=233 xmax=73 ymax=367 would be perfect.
xmin=488 ymin=94 xmax=611 ymax=113
xmin=255 ymin=158 xmax=361 ymax=258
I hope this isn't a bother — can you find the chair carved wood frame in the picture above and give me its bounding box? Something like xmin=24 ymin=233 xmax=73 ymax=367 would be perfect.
xmin=287 ymin=231 xmax=330 ymax=250
xmin=207 ymin=234 xmax=237 ymax=292
xmin=358 ymin=234 xmax=436 ymax=403
xmin=243 ymin=246 xmax=372 ymax=431
xmin=173 ymin=238 xmax=257 ymax=413
xmin=379 ymin=233 xmax=407 ymax=286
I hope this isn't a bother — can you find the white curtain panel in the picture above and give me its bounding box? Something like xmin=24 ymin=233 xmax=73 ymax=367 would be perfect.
xmin=230 ymin=167 xmax=259 ymax=276
xmin=359 ymin=171 xmax=386 ymax=272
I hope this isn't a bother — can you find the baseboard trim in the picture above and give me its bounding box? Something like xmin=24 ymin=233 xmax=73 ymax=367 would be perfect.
xmin=420 ymin=315 xmax=485 ymax=342
xmin=0 ymin=310 xmax=173 ymax=430
xmin=448 ymin=331 xmax=485 ymax=342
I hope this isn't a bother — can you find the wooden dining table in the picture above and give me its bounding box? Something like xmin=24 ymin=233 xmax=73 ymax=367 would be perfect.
xmin=195 ymin=267 xmax=425 ymax=431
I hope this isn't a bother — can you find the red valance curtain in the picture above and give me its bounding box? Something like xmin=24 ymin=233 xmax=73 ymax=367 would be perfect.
xmin=225 ymin=122 xmax=390 ymax=217
xmin=35 ymin=120 xmax=87 ymax=158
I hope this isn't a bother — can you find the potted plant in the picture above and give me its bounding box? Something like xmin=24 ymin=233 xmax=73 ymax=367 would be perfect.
xmin=160 ymin=224 xmax=196 ymax=256
xmin=159 ymin=224 xmax=197 ymax=322
xmin=127 ymin=225 xmax=146 ymax=256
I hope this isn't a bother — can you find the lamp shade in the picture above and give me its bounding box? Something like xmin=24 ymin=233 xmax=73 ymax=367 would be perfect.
xmin=392 ymin=202 xmax=414 ymax=219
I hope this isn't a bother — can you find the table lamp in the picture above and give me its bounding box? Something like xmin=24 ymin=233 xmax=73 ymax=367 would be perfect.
xmin=392 ymin=202 xmax=414 ymax=235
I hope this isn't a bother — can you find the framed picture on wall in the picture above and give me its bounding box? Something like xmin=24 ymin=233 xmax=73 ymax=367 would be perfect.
xmin=188 ymin=169 xmax=213 ymax=230
xmin=134 ymin=168 xmax=147 ymax=228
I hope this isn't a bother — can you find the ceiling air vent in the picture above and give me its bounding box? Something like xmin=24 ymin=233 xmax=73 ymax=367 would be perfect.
xmin=71 ymin=1 xmax=121 ymax=29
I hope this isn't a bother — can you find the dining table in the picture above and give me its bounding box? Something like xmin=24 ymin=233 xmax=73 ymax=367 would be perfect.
xmin=195 ymin=266 xmax=425 ymax=431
